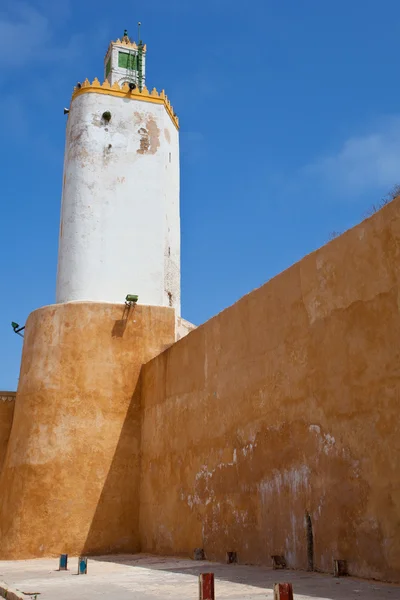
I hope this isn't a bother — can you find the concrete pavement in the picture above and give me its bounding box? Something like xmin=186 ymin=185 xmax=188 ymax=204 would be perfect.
xmin=0 ymin=554 xmax=397 ymax=599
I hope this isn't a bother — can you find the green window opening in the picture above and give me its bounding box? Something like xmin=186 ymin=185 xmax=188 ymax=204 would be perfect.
xmin=118 ymin=52 xmax=137 ymax=70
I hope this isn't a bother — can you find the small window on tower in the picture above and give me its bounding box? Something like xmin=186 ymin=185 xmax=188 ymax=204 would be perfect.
xmin=118 ymin=52 xmax=137 ymax=70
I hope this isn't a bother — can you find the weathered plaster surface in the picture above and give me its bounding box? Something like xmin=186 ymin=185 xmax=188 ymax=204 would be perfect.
xmin=0 ymin=303 xmax=175 ymax=559
xmin=3 ymin=199 xmax=400 ymax=582
xmin=140 ymin=199 xmax=400 ymax=582
xmin=0 ymin=393 xmax=15 ymax=474
xmin=56 ymin=91 xmax=180 ymax=314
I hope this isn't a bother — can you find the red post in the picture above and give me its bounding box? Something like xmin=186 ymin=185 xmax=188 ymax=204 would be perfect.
xmin=199 ymin=573 xmax=215 ymax=600
xmin=274 ymin=583 xmax=293 ymax=600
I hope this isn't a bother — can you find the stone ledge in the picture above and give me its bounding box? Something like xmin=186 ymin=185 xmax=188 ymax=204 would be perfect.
xmin=0 ymin=581 xmax=26 ymax=600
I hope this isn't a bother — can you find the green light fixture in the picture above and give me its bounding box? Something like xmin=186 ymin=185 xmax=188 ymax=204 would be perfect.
xmin=11 ymin=321 xmax=25 ymax=336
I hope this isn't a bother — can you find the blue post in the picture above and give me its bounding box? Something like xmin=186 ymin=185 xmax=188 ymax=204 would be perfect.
xmin=78 ymin=556 xmax=87 ymax=575
xmin=59 ymin=554 xmax=68 ymax=570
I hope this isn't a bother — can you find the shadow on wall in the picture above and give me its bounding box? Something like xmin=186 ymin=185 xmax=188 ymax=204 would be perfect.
xmin=0 ymin=393 xmax=16 ymax=475
xmin=112 ymin=304 xmax=135 ymax=338
xmin=82 ymin=373 xmax=142 ymax=555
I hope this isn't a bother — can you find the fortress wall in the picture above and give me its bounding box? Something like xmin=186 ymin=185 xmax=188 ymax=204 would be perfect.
xmin=140 ymin=198 xmax=400 ymax=582
xmin=0 ymin=393 xmax=15 ymax=473
xmin=0 ymin=302 xmax=175 ymax=559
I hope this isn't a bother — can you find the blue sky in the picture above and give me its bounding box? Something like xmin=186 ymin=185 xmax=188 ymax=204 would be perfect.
xmin=1 ymin=0 xmax=400 ymax=390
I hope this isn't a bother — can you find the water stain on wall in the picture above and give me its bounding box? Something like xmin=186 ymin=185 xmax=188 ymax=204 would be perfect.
xmin=103 ymin=143 xmax=113 ymax=165
xmin=139 ymin=197 xmax=400 ymax=583
xmin=68 ymin=127 xmax=85 ymax=161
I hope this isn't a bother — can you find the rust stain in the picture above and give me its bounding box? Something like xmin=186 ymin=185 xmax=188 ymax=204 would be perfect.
xmin=164 ymin=128 xmax=171 ymax=144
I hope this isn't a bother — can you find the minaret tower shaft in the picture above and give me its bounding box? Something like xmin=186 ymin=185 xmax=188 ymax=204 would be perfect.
xmin=0 ymin=29 xmax=190 ymax=564
xmin=56 ymin=31 xmax=181 ymax=314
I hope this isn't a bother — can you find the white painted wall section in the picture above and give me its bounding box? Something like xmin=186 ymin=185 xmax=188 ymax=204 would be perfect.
xmin=56 ymin=92 xmax=180 ymax=314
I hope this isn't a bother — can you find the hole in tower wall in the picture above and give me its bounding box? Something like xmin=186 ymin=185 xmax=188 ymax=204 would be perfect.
xmin=306 ymin=512 xmax=314 ymax=572
xmin=169 ymin=152 xmax=171 ymax=163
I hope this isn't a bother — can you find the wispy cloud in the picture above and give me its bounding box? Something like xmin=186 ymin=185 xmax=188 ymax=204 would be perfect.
xmin=302 ymin=116 xmax=400 ymax=197
xmin=0 ymin=2 xmax=82 ymax=68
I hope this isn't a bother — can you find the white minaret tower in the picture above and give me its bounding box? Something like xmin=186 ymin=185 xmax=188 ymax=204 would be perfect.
xmin=56 ymin=29 xmax=180 ymax=314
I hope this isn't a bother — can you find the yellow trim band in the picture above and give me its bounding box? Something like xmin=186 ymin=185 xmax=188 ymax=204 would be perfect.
xmin=71 ymin=78 xmax=179 ymax=130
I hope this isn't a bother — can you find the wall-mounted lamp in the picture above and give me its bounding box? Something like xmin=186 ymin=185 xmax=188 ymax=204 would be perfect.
xmin=125 ymin=294 xmax=138 ymax=306
xmin=11 ymin=322 xmax=25 ymax=337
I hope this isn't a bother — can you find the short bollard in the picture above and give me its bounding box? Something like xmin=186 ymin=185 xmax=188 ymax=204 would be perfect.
xmin=199 ymin=573 xmax=215 ymax=600
xmin=78 ymin=556 xmax=88 ymax=575
xmin=273 ymin=582 xmax=293 ymax=600
xmin=59 ymin=553 xmax=68 ymax=570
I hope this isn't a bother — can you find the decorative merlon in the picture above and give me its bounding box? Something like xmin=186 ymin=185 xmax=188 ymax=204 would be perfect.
xmin=0 ymin=392 xmax=16 ymax=402
xmin=71 ymin=78 xmax=179 ymax=129
xmin=104 ymin=39 xmax=147 ymax=60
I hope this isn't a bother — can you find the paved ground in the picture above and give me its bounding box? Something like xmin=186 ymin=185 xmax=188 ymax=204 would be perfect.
xmin=0 ymin=554 xmax=398 ymax=599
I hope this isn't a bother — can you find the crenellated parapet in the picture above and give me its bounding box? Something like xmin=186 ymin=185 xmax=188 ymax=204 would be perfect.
xmin=0 ymin=392 xmax=16 ymax=402
xmin=71 ymin=78 xmax=179 ymax=129
xmin=104 ymin=38 xmax=147 ymax=60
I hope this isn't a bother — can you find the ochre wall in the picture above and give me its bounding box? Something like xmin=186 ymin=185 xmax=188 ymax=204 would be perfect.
xmin=0 ymin=302 xmax=175 ymax=559
xmin=140 ymin=199 xmax=400 ymax=582
xmin=0 ymin=393 xmax=15 ymax=474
